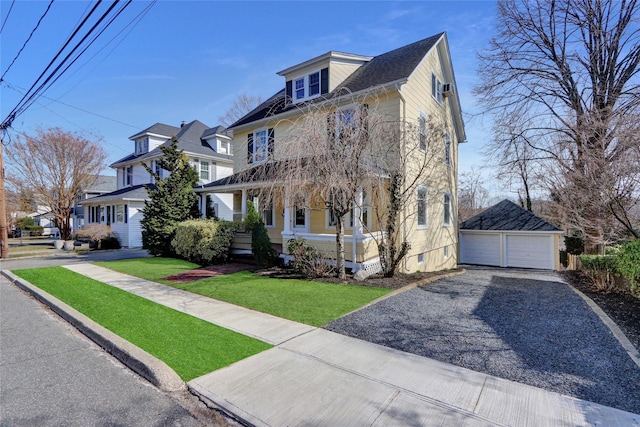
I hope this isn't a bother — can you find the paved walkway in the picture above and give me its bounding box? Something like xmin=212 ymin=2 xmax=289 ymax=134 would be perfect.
xmin=33 ymin=264 xmax=640 ymax=425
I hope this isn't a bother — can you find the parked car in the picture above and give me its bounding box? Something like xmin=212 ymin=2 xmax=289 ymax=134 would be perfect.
xmin=42 ymin=227 xmax=61 ymax=238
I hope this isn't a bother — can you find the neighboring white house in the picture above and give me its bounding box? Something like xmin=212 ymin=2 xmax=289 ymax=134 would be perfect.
xmin=71 ymin=175 xmax=117 ymax=232
xmin=82 ymin=120 xmax=234 ymax=248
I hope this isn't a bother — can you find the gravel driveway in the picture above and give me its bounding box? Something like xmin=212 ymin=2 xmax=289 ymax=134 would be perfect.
xmin=326 ymin=267 xmax=640 ymax=414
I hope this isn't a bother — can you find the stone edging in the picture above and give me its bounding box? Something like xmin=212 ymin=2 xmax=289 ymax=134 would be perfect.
xmin=567 ymin=283 xmax=640 ymax=369
xmin=1 ymin=270 xmax=185 ymax=393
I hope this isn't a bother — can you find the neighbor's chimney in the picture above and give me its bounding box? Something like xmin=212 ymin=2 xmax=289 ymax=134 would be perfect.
xmin=180 ymin=121 xmax=187 ymax=128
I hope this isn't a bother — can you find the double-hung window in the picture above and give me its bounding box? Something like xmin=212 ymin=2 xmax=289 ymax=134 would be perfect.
xmin=432 ymin=73 xmax=443 ymax=104
xmin=444 ymin=131 xmax=451 ymax=166
xmin=200 ymin=161 xmax=210 ymax=180
xmin=125 ymin=166 xmax=133 ymax=186
xmin=443 ymin=192 xmax=451 ymax=226
xmin=295 ymin=78 xmax=305 ymax=100
xmin=419 ymin=111 xmax=427 ymax=151
xmin=417 ymin=186 xmax=428 ymax=228
xmin=254 ymin=129 xmax=268 ymax=163
xmin=291 ymin=70 xmax=323 ymax=103
xmin=262 ymin=204 xmax=274 ymax=228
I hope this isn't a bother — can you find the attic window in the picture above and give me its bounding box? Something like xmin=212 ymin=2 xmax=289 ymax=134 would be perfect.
xmin=431 ymin=73 xmax=443 ymax=104
xmin=288 ymin=68 xmax=328 ymax=104
xmin=136 ymin=137 xmax=149 ymax=155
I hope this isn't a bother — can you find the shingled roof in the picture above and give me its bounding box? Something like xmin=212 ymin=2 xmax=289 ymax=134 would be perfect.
xmin=81 ymin=184 xmax=155 ymax=204
xmin=460 ymin=200 xmax=562 ymax=232
xmin=111 ymin=120 xmax=233 ymax=167
xmin=230 ymin=33 xmax=444 ymax=129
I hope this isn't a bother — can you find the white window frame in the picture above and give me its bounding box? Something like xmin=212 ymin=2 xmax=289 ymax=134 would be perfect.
xmin=417 ymin=185 xmax=428 ymax=229
xmin=444 ymin=131 xmax=451 ymax=166
xmin=136 ymin=137 xmax=148 ymax=155
xmin=219 ymin=140 xmax=230 ymax=155
xmin=443 ymin=192 xmax=452 ymax=227
xmin=200 ymin=161 xmax=210 ymax=180
xmin=432 ymin=73 xmax=443 ymax=104
xmin=126 ymin=166 xmax=133 ymax=186
xmin=444 ymin=246 xmax=449 ymax=258
xmin=292 ymin=69 xmax=322 ymax=104
xmin=252 ymin=128 xmax=269 ymax=163
xmin=419 ymin=111 xmax=427 ymax=152
xmin=418 ymin=253 xmax=425 ymax=264
xmin=262 ymin=204 xmax=275 ymax=228
xmin=293 ymin=206 xmax=308 ymax=231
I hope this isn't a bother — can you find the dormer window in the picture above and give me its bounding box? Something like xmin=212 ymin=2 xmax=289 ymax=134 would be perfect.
xmin=286 ymin=68 xmax=328 ymax=104
xmin=135 ymin=137 xmax=149 ymax=155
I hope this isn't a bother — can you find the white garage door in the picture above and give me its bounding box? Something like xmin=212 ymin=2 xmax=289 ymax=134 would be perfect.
xmin=505 ymin=234 xmax=554 ymax=270
xmin=460 ymin=233 xmax=501 ymax=266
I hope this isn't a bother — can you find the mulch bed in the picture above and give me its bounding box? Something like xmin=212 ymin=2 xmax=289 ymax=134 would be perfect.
xmin=163 ymin=263 xmax=258 ymax=284
xmin=562 ymin=270 xmax=640 ymax=352
xmin=256 ymin=267 xmax=463 ymax=289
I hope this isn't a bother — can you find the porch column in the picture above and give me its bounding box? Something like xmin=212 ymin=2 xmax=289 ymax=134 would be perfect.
xmin=200 ymin=194 xmax=206 ymax=218
xmin=283 ymin=191 xmax=291 ymax=234
xmin=352 ymin=189 xmax=363 ymax=272
xmin=241 ymin=189 xmax=247 ymax=221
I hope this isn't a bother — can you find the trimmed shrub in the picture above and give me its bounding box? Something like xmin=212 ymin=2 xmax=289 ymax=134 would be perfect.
xmin=245 ymin=201 xmax=278 ymax=267
xmin=23 ymin=225 xmax=43 ymax=236
xmin=76 ymin=224 xmax=112 ymax=242
xmin=617 ymin=239 xmax=640 ymax=295
xmin=286 ymin=237 xmax=335 ymax=278
xmin=172 ymin=219 xmax=242 ymax=265
xmin=579 ymin=254 xmax=618 ymax=292
xmin=100 ymin=236 xmax=121 ymax=250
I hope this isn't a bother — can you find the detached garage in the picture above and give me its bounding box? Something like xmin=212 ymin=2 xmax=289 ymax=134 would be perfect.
xmin=459 ymin=200 xmax=563 ymax=270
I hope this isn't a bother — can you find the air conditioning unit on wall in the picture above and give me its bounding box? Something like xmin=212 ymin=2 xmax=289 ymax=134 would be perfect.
xmin=442 ymin=83 xmax=454 ymax=97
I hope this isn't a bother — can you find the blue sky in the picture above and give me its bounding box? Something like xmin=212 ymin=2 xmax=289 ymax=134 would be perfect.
xmin=1 ymin=1 xmax=497 ymax=180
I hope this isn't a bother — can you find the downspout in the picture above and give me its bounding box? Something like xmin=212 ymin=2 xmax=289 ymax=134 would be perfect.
xmin=395 ymin=83 xmax=409 ymax=272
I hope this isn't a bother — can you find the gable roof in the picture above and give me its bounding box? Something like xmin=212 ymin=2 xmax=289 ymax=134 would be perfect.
xmin=87 ymin=175 xmax=117 ymax=193
xmin=130 ymin=123 xmax=180 ymax=140
xmin=460 ymin=199 xmax=562 ymax=232
xmin=230 ymin=33 xmax=444 ymax=129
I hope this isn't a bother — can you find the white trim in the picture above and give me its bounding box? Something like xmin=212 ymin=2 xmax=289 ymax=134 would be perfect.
xmin=443 ymin=191 xmax=452 ymax=227
xmin=417 ymin=185 xmax=428 ymax=229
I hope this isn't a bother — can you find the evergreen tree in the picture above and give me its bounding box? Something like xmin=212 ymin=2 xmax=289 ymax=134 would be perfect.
xmin=245 ymin=201 xmax=278 ymax=267
xmin=141 ymin=138 xmax=200 ymax=256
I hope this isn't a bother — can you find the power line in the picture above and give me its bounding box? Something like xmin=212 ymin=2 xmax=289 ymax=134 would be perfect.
xmin=0 ymin=0 xmax=16 ymax=34
xmin=0 ymin=0 xmax=55 ymax=81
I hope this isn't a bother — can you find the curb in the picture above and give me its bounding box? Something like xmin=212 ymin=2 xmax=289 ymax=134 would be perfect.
xmin=1 ymin=270 xmax=186 ymax=393
xmin=567 ymin=282 xmax=640 ymax=369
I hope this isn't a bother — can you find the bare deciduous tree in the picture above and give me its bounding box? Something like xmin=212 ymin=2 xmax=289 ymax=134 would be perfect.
xmin=476 ymin=0 xmax=640 ymax=250
xmin=5 ymin=127 xmax=108 ymax=240
xmin=458 ymin=168 xmax=490 ymax=222
xmin=218 ymin=93 xmax=264 ymax=128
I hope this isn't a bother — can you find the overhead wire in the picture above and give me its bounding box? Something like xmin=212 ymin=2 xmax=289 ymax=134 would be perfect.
xmin=0 ymin=0 xmax=16 ymax=34
xmin=2 ymin=1 xmax=120 ymax=127
xmin=21 ymin=1 xmax=134 ymax=115
xmin=0 ymin=0 xmax=55 ymax=81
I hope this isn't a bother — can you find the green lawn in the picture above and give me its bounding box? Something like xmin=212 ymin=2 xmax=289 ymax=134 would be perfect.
xmin=96 ymin=258 xmax=392 ymax=327
xmin=13 ymin=267 xmax=271 ymax=381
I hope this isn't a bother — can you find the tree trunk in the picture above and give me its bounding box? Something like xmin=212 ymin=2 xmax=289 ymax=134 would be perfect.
xmin=335 ymin=214 xmax=346 ymax=280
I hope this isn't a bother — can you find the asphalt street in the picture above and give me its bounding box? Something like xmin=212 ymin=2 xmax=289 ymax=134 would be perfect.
xmin=0 ymin=274 xmax=208 ymax=426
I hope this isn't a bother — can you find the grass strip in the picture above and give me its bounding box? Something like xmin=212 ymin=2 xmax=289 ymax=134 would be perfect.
xmin=97 ymin=258 xmax=392 ymax=327
xmin=13 ymin=267 xmax=271 ymax=381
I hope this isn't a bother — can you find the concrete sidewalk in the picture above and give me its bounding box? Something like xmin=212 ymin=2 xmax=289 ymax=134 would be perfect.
xmin=36 ymin=264 xmax=640 ymax=425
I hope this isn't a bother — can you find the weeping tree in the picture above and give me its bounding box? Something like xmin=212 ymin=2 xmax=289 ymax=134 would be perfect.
xmin=5 ymin=127 xmax=107 ymax=240
xmin=475 ymin=0 xmax=640 ymax=250
xmin=242 ymin=91 xmax=443 ymax=279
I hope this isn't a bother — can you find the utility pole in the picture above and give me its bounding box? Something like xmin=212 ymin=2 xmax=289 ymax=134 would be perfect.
xmin=0 ymin=133 xmax=9 ymax=259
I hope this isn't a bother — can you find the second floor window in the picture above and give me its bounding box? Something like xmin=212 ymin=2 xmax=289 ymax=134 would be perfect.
xmin=247 ymin=128 xmax=274 ymax=164
xmin=124 ymin=166 xmax=133 ymax=186
xmin=432 ymin=73 xmax=443 ymax=104
xmin=419 ymin=112 xmax=427 ymax=151
xmin=444 ymin=131 xmax=451 ymax=166
xmin=200 ymin=161 xmax=210 ymax=180
xmin=443 ymin=192 xmax=451 ymax=226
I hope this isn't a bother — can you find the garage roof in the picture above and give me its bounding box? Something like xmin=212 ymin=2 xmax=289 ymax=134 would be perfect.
xmin=460 ymin=199 xmax=562 ymax=232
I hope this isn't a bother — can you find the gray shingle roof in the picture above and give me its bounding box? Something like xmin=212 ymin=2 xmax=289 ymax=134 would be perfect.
xmin=89 ymin=175 xmax=117 ymax=193
xmin=130 ymin=123 xmax=180 ymax=139
xmin=230 ymin=33 xmax=444 ymax=129
xmin=112 ymin=120 xmax=233 ymax=167
xmin=460 ymin=199 xmax=562 ymax=232
xmin=81 ymin=184 xmax=155 ymax=204
xmin=202 ymin=125 xmax=231 ymax=139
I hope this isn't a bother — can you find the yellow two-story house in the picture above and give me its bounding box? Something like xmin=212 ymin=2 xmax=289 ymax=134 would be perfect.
xmin=197 ymin=32 xmax=466 ymax=274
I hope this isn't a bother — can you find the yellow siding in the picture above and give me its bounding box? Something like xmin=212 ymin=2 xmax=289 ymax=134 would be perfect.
xmin=329 ymin=62 xmax=362 ymax=91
